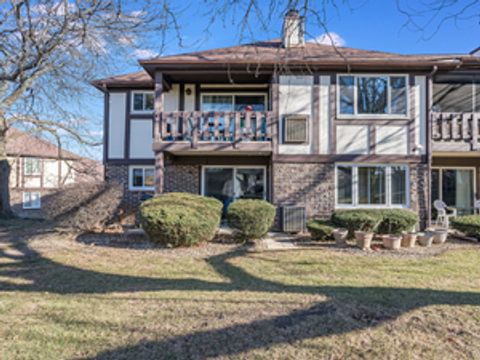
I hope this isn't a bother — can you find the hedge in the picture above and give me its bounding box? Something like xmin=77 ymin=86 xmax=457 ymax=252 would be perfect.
xmin=332 ymin=210 xmax=383 ymax=237
xmin=137 ymin=192 xmax=222 ymax=247
xmin=451 ymin=215 xmax=480 ymax=239
xmin=376 ymin=209 xmax=418 ymax=234
xmin=331 ymin=209 xmax=419 ymax=237
xmin=307 ymin=219 xmax=335 ymax=241
xmin=227 ymin=199 xmax=276 ymax=241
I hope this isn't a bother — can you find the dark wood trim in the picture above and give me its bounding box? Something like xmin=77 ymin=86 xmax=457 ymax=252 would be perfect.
xmin=153 ymin=141 xmax=272 ymax=154
xmin=106 ymin=159 xmax=155 ymax=165
xmin=168 ymin=155 xmax=270 ymax=166
xmin=272 ymin=154 xmax=426 ymax=164
xmin=311 ymin=76 xmax=320 ymax=154
xmin=194 ymin=83 xmax=201 ymax=111
xmin=124 ymin=90 xmax=131 ymax=159
xmin=128 ymin=113 xmax=154 ymax=120
xmin=179 ymin=83 xmax=185 ymax=111
xmin=329 ymin=75 xmax=336 ymax=154
xmin=270 ymin=74 xmax=279 ymax=154
xmin=103 ymin=92 xmax=109 ymax=164
xmin=369 ymin=124 xmax=376 ymax=154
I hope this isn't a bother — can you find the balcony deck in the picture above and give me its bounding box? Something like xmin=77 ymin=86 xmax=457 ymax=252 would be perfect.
xmin=431 ymin=112 xmax=480 ymax=152
xmin=153 ymin=111 xmax=274 ymax=155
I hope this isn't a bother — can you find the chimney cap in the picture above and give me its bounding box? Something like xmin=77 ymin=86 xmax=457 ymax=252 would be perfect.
xmin=285 ymin=8 xmax=301 ymax=17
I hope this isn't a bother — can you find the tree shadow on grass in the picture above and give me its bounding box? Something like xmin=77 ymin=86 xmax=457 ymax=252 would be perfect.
xmin=0 ymin=226 xmax=479 ymax=359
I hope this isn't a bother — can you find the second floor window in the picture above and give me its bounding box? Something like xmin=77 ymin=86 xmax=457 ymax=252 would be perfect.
xmin=132 ymin=91 xmax=154 ymax=112
xmin=24 ymin=158 xmax=41 ymax=176
xmin=432 ymin=76 xmax=480 ymax=113
xmin=338 ymin=75 xmax=408 ymax=116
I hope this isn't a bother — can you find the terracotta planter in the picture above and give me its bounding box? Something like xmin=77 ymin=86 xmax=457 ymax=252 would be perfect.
xmin=354 ymin=231 xmax=373 ymax=250
xmin=333 ymin=228 xmax=348 ymax=246
xmin=401 ymin=232 xmax=417 ymax=248
xmin=417 ymin=232 xmax=433 ymax=247
xmin=383 ymin=235 xmax=402 ymax=250
xmin=432 ymin=229 xmax=448 ymax=244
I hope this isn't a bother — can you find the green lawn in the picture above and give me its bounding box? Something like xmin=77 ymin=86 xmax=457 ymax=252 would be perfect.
xmin=0 ymin=223 xmax=479 ymax=359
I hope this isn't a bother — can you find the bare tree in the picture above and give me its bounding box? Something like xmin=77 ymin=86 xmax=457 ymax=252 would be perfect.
xmin=0 ymin=0 xmax=181 ymax=217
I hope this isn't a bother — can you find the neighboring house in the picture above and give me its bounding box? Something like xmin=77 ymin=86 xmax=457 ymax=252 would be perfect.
xmin=93 ymin=10 xmax=480 ymax=229
xmin=7 ymin=128 xmax=103 ymax=217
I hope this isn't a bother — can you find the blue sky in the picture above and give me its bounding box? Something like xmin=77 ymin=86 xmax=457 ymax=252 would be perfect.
xmin=83 ymin=0 xmax=479 ymax=160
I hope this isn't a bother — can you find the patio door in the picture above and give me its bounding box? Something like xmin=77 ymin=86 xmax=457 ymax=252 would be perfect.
xmin=202 ymin=166 xmax=266 ymax=213
xmin=432 ymin=168 xmax=475 ymax=215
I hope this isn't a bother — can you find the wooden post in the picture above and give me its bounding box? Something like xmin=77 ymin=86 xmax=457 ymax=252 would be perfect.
xmin=270 ymin=74 xmax=279 ymax=153
xmin=154 ymin=71 xmax=164 ymax=195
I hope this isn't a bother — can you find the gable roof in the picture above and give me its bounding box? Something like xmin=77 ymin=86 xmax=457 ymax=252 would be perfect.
xmin=7 ymin=127 xmax=82 ymax=160
xmin=93 ymin=39 xmax=480 ymax=88
xmin=140 ymin=39 xmax=479 ymax=67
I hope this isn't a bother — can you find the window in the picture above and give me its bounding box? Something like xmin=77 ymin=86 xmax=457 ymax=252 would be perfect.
xmin=129 ymin=166 xmax=155 ymax=190
xmin=132 ymin=91 xmax=154 ymax=112
xmin=432 ymin=76 xmax=480 ymax=113
xmin=338 ymin=75 xmax=408 ymax=116
xmin=201 ymin=94 xmax=266 ymax=112
xmin=335 ymin=165 xmax=408 ymax=207
xmin=24 ymin=158 xmax=41 ymax=176
xmin=431 ymin=168 xmax=474 ymax=215
xmin=22 ymin=192 xmax=41 ymax=209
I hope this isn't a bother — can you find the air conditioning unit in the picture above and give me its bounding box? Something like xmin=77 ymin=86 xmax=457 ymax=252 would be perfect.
xmin=284 ymin=116 xmax=308 ymax=143
xmin=282 ymin=206 xmax=306 ymax=233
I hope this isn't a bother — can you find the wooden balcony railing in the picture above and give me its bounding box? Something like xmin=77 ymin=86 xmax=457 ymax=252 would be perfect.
xmin=431 ymin=112 xmax=480 ymax=151
xmin=154 ymin=111 xmax=273 ymax=150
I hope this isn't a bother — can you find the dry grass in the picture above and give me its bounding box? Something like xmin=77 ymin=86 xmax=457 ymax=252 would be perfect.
xmin=0 ymin=223 xmax=479 ymax=359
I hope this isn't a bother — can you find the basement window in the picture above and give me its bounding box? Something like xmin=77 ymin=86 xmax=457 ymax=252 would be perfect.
xmin=129 ymin=166 xmax=155 ymax=191
xmin=23 ymin=192 xmax=41 ymax=209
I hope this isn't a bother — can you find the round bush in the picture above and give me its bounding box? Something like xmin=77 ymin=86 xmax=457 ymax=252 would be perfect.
xmin=227 ymin=199 xmax=276 ymax=240
xmin=137 ymin=192 xmax=222 ymax=247
xmin=451 ymin=215 xmax=480 ymax=239
xmin=331 ymin=210 xmax=383 ymax=237
xmin=307 ymin=219 xmax=335 ymax=241
xmin=376 ymin=209 xmax=418 ymax=235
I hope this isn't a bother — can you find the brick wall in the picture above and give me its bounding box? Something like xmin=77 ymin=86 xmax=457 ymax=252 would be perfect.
xmin=410 ymin=163 xmax=429 ymax=229
xmin=272 ymin=163 xmax=336 ymax=222
xmin=164 ymin=164 xmax=200 ymax=193
xmin=105 ymin=163 xmax=200 ymax=210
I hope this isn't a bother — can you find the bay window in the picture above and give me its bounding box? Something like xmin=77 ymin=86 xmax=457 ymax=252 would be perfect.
xmin=336 ymin=164 xmax=409 ymax=207
xmin=338 ymin=75 xmax=408 ymax=116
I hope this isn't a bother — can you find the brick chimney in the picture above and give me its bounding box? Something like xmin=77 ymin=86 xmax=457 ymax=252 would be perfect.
xmin=282 ymin=9 xmax=305 ymax=48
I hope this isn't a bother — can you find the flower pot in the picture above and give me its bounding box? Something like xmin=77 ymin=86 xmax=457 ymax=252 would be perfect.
xmin=401 ymin=232 xmax=417 ymax=248
xmin=432 ymin=229 xmax=448 ymax=244
xmin=383 ymin=235 xmax=402 ymax=250
xmin=354 ymin=231 xmax=373 ymax=250
xmin=333 ymin=228 xmax=348 ymax=247
xmin=417 ymin=232 xmax=433 ymax=247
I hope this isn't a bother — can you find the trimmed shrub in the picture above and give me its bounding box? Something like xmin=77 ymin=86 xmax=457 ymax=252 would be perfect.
xmin=451 ymin=215 xmax=480 ymax=239
xmin=307 ymin=219 xmax=335 ymax=241
xmin=376 ymin=209 xmax=418 ymax=235
xmin=42 ymin=182 xmax=123 ymax=232
xmin=137 ymin=192 xmax=222 ymax=247
xmin=332 ymin=210 xmax=383 ymax=237
xmin=227 ymin=199 xmax=276 ymax=240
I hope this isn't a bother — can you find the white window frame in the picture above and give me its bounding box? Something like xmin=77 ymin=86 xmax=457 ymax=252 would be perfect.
xmin=335 ymin=163 xmax=410 ymax=209
xmin=131 ymin=91 xmax=154 ymax=114
xmin=336 ymin=74 xmax=410 ymax=119
xmin=200 ymin=93 xmax=268 ymax=111
xmin=22 ymin=191 xmax=41 ymax=209
xmin=24 ymin=157 xmax=41 ymax=176
xmin=431 ymin=166 xmax=476 ymax=207
xmin=128 ymin=165 xmax=155 ymax=191
xmin=201 ymin=165 xmax=267 ymax=200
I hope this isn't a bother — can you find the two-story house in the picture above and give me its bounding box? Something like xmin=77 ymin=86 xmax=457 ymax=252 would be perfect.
xmin=7 ymin=128 xmax=103 ymax=217
xmin=93 ymin=10 xmax=480 ymax=229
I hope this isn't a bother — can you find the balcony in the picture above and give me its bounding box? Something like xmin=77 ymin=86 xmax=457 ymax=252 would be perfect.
xmin=431 ymin=112 xmax=480 ymax=152
xmin=153 ymin=111 xmax=274 ymax=155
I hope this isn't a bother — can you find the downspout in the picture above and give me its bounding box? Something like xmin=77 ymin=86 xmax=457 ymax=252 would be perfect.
xmin=426 ymin=65 xmax=438 ymax=228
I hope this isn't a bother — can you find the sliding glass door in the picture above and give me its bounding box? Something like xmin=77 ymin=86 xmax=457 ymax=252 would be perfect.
xmin=432 ymin=168 xmax=475 ymax=215
xmin=203 ymin=166 xmax=266 ymax=214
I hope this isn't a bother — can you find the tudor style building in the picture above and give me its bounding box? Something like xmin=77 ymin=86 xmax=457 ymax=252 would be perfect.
xmin=93 ymin=10 xmax=480 ymax=229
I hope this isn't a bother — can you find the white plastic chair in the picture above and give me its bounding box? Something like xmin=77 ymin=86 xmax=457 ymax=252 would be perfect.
xmin=474 ymin=199 xmax=480 ymax=215
xmin=433 ymin=200 xmax=457 ymax=228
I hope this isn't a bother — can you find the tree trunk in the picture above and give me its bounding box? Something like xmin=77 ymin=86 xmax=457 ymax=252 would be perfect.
xmin=0 ymin=127 xmax=14 ymax=219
